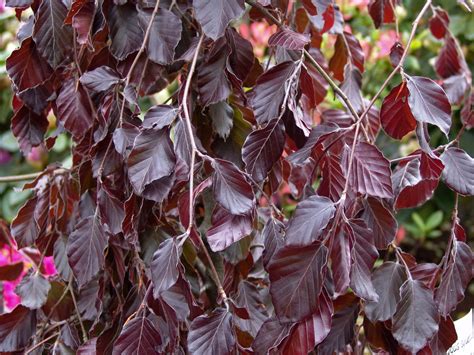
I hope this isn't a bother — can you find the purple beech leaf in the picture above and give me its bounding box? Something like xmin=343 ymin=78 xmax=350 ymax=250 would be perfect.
xmin=268 ymin=27 xmax=310 ymax=50
xmin=226 ymin=28 xmax=254 ymax=83
xmin=430 ymin=316 xmax=458 ymax=354
xmin=287 ymin=122 xmax=342 ymax=165
xmin=11 ymin=105 xmax=48 ymax=155
xmin=211 ymin=158 xmax=255 ymax=215
xmin=242 ymin=118 xmax=285 ymax=182
xmin=151 ymin=237 xmax=182 ymax=298
xmin=77 ymin=278 xmax=100 ymax=321
xmin=406 ymin=75 xmax=452 ymax=136
xmin=0 ymin=305 xmax=37 ymax=352
xmin=268 ymin=241 xmax=328 ymax=321
xmin=318 ymin=151 xmax=346 ymax=202
xmin=113 ymin=121 xmax=140 ymax=157
xmin=348 ymin=142 xmax=393 ymax=199
xmin=250 ymin=61 xmax=298 ymax=125
xmin=56 ymin=79 xmax=94 ymax=139
xmin=79 ymin=66 xmax=121 ymax=93
xmin=392 ymin=279 xmax=440 ymax=353
xmin=285 ymin=195 xmax=336 ymax=246
xmin=6 ymin=38 xmax=53 ymax=92
xmin=197 ymin=40 xmax=231 ymax=106
xmin=285 ymin=288 xmax=333 ymax=348
xmin=112 ymin=316 xmax=161 ymax=354
xmin=429 ymin=8 xmax=450 ymax=39
xmin=139 ymin=8 xmax=182 ymax=65
xmin=360 ymin=197 xmax=397 ymax=249
xmin=365 ymin=262 xmax=407 ymax=322
xmin=435 ymin=239 xmax=473 ymax=316
xmin=317 ymin=303 xmax=359 ymax=354
xmin=15 ymin=271 xmax=51 ymax=309
xmin=330 ymin=225 xmax=352 ymax=296
xmin=252 ymin=317 xmax=293 ymax=355
xmin=389 ymin=41 xmax=404 ymax=67
xmin=435 ymin=37 xmax=462 ymax=79
xmin=368 ymin=0 xmax=397 ymax=28
xmin=193 ymin=0 xmax=245 ymax=40
xmin=143 ymin=104 xmax=178 ymax=129
xmin=109 ymin=3 xmax=144 ymax=60
xmin=127 ymin=127 xmax=176 ymax=195
xmin=207 ymin=207 xmax=253 ymax=252
xmin=5 ymin=0 xmax=33 ymax=8
xmin=66 ymin=215 xmax=108 ymax=288
xmin=11 ymin=196 xmax=39 ymax=249
xmin=32 ymin=0 xmax=72 ymax=68
xmin=348 ymin=219 xmax=379 ymax=301
xmin=380 ymin=82 xmax=417 ymax=139
xmin=234 ymin=281 xmax=268 ymax=337
xmin=98 ymin=187 xmax=125 ymax=235
xmin=208 ymin=101 xmax=234 ymax=140
xmin=71 ymin=1 xmax=95 ymax=46
xmin=340 ymin=67 xmax=363 ymax=113
xmin=262 ymin=217 xmax=285 ymax=269
xmin=187 ymin=308 xmax=236 ymax=355
xmin=440 ymin=147 xmax=474 ymax=196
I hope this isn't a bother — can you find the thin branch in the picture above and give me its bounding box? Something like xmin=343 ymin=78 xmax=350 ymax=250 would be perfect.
xmin=179 ymin=36 xmax=228 ymax=303
xmin=26 ymin=331 xmax=60 ymax=354
xmin=68 ymin=280 xmax=88 ymax=342
xmin=356 ymin=0 xmax=433 ymax=126
xmin=0 ymin=169 xmax=68 ymax=184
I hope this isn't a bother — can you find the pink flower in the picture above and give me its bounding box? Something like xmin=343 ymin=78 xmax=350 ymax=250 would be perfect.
xmin=376 ymin=30 xmax=398 ymax=58
xmin=42 ymin=256 xmax=57 ymax=276
xmin=239 ymin=22 xmax=277 ymax=58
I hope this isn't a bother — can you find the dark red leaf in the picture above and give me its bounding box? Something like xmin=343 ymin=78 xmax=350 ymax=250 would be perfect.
xmin=98 ymin=186 xmax=125 ymax=235
xmin=392 ymin=279 xmax=439 ymax=354
xmin=341 ymin=67 xmax=363 ymax=113
xmin=389 ymin=42 xmax=404 ymax=68
xmin=207 ymin=207 xmax=253 ymax=252
xmin=188 ymin=308 xmax=236 ymax=354
xmin=349 ymin=219 xmax=379 ymax=301
xmin=127 ymin=127 xmax=176 ymax=195
xmin=406 ymin=75 xmax=452 ymax=136
xmin=242 ymin=119 xmax=285 ymax=182
xmin=252 ymin=317 xmax=293 ymax=355
xmin=262 ymin=217 xmax=285 ymax=269
xmin=143 ymin=105 xmax=178 ymax=129
xmin=330 ymin=225 xmax=352 ymax=295
xmin=318 ymin=151 xmax=346 ymax=202
xmin=109 ymin=3 xmax=144 ymax=60
xmin=440 ymin=147 xmax=474 ymax=196
xmin=0 ymin=262 xmax=24 ymax=281
xmin=268 ymin=241 xmax=328 ymax=321
xmin=197 ymin=40 xmax=231 ymax=106
xmin=368 ymin=0 xmax=396 ymax=28
xmin=250 ymin=61 xmax=299 ymax=124
xmin=11 ymin=196 xmax=39 ymax=249
xmin=0 ymin=305 xmax=36 ymax=352
xmin=194 ymin=0 xmax=245 ymax=40
xmin=365 ymin=262 xmax=407 ymax=322
xmin=151 ymin=238 xmax=182 ymax=298
xmin=56 ymin=79 xmax=94 ymax=139
xmin=429 ymin=8 xmax=449 ymax=39
xmin=79 ymin=66 xmax=121 ymax=93
xmin=66 ymin=215 xmax=108 ymax=287
xmin=380 ymin=82 xmax=417 ymax=139
xmin=139 ymin=8 xmax=181 ymax=65
xmin=226 ymin=28 xmax=255 ymax=83
xmin=234 ymin=281 xmax=268 ymax=337
xmin=32 ymin=0 xmax=72 ymax=68
xmin=430 ymin=316 xmax=458 ymax=354
xmin=208 ymin=101 xmax=234 ymax=140
xmin=317 ymin=303 xmax=359 ymax=354
xmin=6 ymin=38 xmax=52 ymax=92
xmin=5 ymin=0 xmax=33 ymax=7
xmin=344 ymin=32 xmax=365 ymax=73
xmin=435 ymin=37 xmax=462 ymax=79
xmin=15 ymin=270 xmax=51 ymax=309
xmin=268 ymin=27 xmax=310 ymax=50
xmin=348 ymin=142 xmax=393 ymax=199
xmin=360 ymin=197 xmax=397 ymax=249
xmin=71 ymin=1 xmax=95 ymax=46
xmin=285 ymin=195 xmax=336 ymax=246
xmin=211 ymin=158 xmax=255 ymax=215
xmin=435 ymin=239 xmax=472 ymax=316
xmin=112 ymin=316 xmax=161 ymax=354
xmin=11 ymin=105 xmax=49 ymax=155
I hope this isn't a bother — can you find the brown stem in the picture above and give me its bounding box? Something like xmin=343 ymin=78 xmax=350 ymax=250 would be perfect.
xmin=26 ymin=331 xmax=60 ymax=354
xmin=68 ymin=279 xmax=88 ymax=342
xmin=0 ymin=168 xmax=68 ymax=184
xmin=179 ymin=36 xmax=228 ymax=302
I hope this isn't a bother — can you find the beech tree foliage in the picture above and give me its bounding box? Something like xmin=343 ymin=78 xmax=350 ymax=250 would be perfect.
xmin=0 ymin=0 xmax=473 ymax=353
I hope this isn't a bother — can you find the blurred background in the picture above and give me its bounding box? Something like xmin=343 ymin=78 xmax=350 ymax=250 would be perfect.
xmin=0 ymin=0 xmax=473 ymax=316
